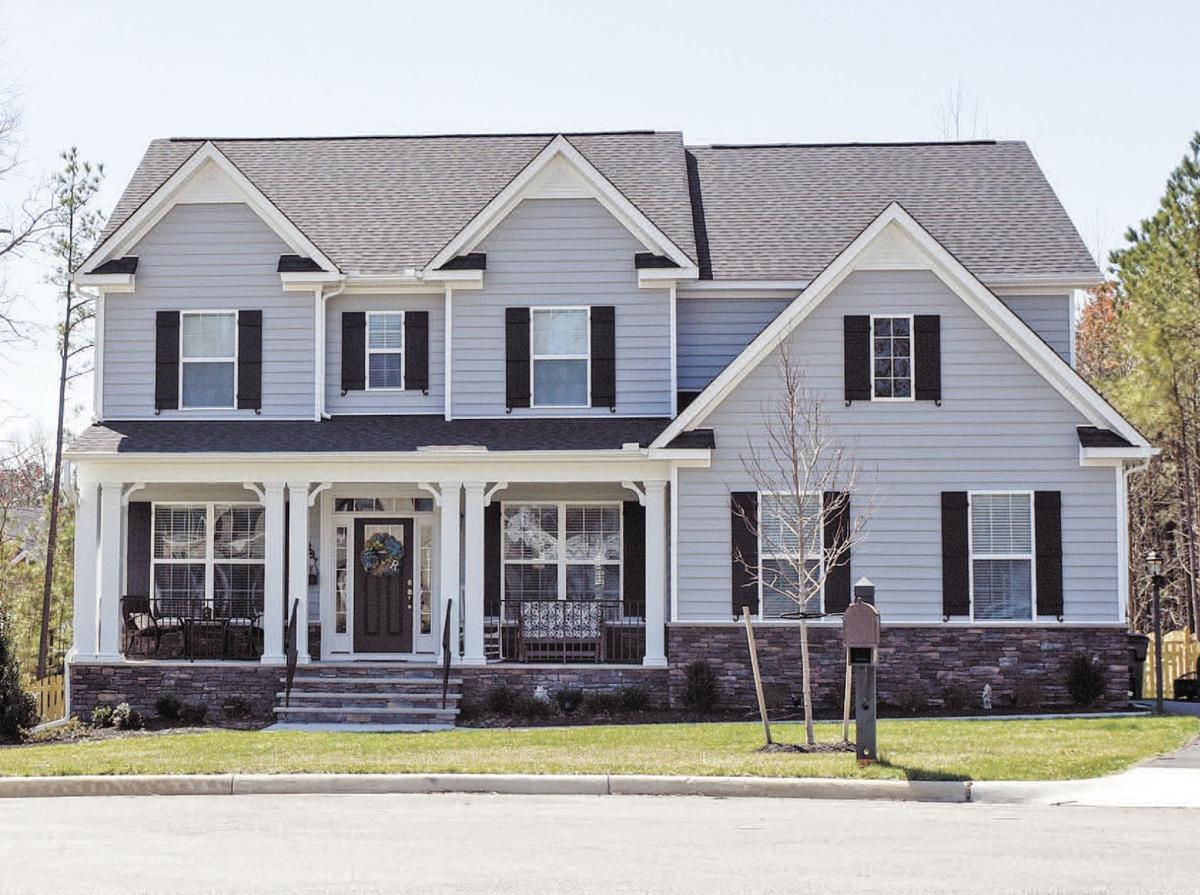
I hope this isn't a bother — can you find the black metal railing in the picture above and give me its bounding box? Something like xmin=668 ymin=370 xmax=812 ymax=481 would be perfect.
xmin=121 ymin=595 xmax=264 ymax=661
xmin=487 ymin=599 xmax=645 ymax=664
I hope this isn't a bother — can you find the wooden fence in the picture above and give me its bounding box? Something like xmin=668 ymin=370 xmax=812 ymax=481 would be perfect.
xmin=25 ymin=674 xmax=66 ymax=723
xmin=1143 ymin=629 xmax=1200 ymax=699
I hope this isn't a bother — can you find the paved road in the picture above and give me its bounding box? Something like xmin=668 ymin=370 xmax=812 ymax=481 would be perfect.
xmin=0 ymin=792 xmax=1192 ymax=894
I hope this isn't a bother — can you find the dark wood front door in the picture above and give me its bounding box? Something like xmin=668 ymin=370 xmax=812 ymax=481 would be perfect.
xmin=353 ymin=518 xmax=415 ymax=653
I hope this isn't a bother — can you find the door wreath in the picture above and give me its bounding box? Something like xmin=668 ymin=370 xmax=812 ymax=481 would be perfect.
xmin=361 ymin=532 xmax=405 ymax=577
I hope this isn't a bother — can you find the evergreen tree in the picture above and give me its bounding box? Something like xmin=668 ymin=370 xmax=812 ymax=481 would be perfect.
xmin=0 ymin=603 xmax=37 ymax=740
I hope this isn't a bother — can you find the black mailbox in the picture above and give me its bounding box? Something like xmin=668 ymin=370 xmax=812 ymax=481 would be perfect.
xmin=849 ymin=646 xmax=874 ymax=665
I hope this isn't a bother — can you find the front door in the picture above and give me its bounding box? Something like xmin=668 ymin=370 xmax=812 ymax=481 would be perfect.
xmin=353 ymin=518 xmax=415 ymax=653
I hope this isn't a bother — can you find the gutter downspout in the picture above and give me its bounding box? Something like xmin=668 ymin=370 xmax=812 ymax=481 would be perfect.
xmin=316 ymin=279 xmax=347 ymax=420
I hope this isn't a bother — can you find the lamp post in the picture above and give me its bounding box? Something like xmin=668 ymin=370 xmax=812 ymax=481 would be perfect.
xmin=1146 ymin=550 xmax=1165 ymax=715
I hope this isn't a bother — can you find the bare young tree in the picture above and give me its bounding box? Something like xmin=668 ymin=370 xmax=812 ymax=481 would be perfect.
xmin=933 ymin=81 xmax=993 ymax=141
xmin=735 ymin=341 xmax=875 ymax=746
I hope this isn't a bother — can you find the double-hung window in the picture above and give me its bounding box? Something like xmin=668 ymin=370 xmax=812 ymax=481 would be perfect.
xmin=180 ymin=311 xmax=237 ymax=408
xmin=871 ymin=315 xmax=913 ymax=400
xmin=152 ymin=503 xmax=265 ymax=616
xmin=531 ymin=308 xmax=589 ymax=407
xmin=366 ymin=311 xmax=404 ymax=389
xmin=758 ymin=493 xmax=823 ymax=618
xmin=969 ymin=492 xmax=1034 ymax=620
xmin=502 ymin=502 xmax=621 ymax=602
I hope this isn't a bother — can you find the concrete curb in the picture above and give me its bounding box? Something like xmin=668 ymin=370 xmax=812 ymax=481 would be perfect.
xmin=0 ymin=772 xmax=968 ymax=802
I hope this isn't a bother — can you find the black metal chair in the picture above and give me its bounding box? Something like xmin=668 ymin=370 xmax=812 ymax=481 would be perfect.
xmin=1175 ymin=656 xmax=1200 ymax=701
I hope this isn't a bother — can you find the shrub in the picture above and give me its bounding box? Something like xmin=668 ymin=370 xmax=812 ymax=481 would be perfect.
xmin=583 ymin=691 xmax=623 ymax=715
xmin=483 ymin=684 xmax=519 ymax=716
xmin=90 ymin=705 xmax=115 ymax=728
xmin=516 ymin=694 xmax=552 ymax=721
xmin=1066 ymin=654 xmax=1107 ymax=707
xmin=111 ymin=702 xmax=144 ymax=730
xmin=155 ymin=694 xmax=183 ymax=721
xmin=0 ymin=606 xmax=37 ymax=740
xmin=1012 ymin=678 xmax=1045 ymax=712
xmin=682 ymin=660 xmax=720 ymax=713
xmin=178 ymin=702 xmax=209 ymax=725
xmin=554 ymin=687 xmax=586 ymax=714
xmin=617 ymin=685 xmax=652 ymax=713
xmin=222 ymin=696 xmax=254 ymax=720
xmin=941 ymin=682 xmax=973 ymax=715
xmin=891 ymin=683 xmax=929 ymax=716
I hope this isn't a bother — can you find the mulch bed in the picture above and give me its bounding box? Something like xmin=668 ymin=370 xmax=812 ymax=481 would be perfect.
xmin=3 ymin=717 xmax=268 ymax=750
xmin=758 ymin=741 xmax=855 ymax=754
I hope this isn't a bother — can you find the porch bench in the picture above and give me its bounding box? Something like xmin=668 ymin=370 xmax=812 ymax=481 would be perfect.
xmin=517 ymin=600 xmax=607 ymax=663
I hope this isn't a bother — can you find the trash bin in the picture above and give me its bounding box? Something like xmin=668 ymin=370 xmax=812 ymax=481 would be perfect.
xmin=1128 ymin=632 xmax=1150 ymax=700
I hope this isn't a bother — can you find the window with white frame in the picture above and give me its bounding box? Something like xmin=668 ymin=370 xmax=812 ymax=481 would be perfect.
xmin=759 ymin=493 xmax=823 ymax=618
xmin=531 ymin=308 xmax=589 ymax=407
xmin=366 ymin=311 xmax=404 ymax=389
xmin=871 ymin=315 xmax=913 ymax=400
xmin=970 ymin=492 xmax=1034 ymax=620
xmin=180 ymin=311 xmax=237 ymax=408
xmin=152 ymin=503 xmax=265 ymax=616
xmin=502 ymin=503 xmax=620 ymax=602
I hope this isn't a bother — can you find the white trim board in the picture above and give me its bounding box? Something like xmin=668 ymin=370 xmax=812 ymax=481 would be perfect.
xmin=653 ymin=202 xmax=1151 ymax=452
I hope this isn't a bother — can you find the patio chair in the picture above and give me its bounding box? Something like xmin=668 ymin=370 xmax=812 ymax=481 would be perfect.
xmin=1175 ymin=656 xmax=1200 ymax=701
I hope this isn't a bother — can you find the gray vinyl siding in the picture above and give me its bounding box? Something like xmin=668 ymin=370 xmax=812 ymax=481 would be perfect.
xmin=998 ymin=294 xmax=1073 ymax=364
xmin=451 ymin=198 xmax=673 ymax=417
xmin=325 ymin=293 xmax=445 ymax=413
xmin=102 ymin=203 xmax=315 ymax=419
xmin=675 ymin=290 xmax=795 ymax=391
xmin=675 ymin=270 xmax=1119 ymax=623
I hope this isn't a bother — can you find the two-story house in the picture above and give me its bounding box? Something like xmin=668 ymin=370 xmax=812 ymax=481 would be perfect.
xmin=65 ymin=132 xmax=1152 ymax=725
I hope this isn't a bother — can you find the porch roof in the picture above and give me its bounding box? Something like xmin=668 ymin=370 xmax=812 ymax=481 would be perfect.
xmin=69 ymin=416 xmax=715 ymax=456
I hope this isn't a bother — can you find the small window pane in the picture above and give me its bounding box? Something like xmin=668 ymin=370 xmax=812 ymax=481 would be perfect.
xmin=564 ymin=505 xmax=620 ymax=562
xmin=533 ymin=309 xmax=587 ymax=355
xmin=504 ymin=564 xmax=558 ymax=601
xmin=871 ymin=317 xmax=913 ymax=400
xmin=154 ymin=507 xmax=207 ymax=559
xmin=335 ymin=526 xmax=348 ymax=634
xmin=368 ymin=353 xmax=403 ymax=388
xmin=419 ymin=526 xmax=433 ymax=634
xmin=213 ymin=564 xmax=264 ymax=616
xmin=367 ymin=313 xmax=403 ymax=349
xmin=566 ymin=564 xmax=620 ymax=600
xmin=534 ymin=359 xmax=587 ymax=406
xmin=503 ymin=505 xmax=559 ymax=561
xmin=760 ymin=494 xmax=821 ymax=557
xmin=213 ymin=506 xmax=264 ymax=559
xmin=152 ymin=563 xmax=205 ymax=613
xmin=971 ymin=493 xmax=1032 ymax=554
xmin=973 ymin=558 xmax=1032 ymax=620
xmin=182 ymin=362 xmax=235 ymax=407
xmin=181 ymin=313 xmax=236 ymax=358
xmin=762 ymin=558 xmax=822 ymax=617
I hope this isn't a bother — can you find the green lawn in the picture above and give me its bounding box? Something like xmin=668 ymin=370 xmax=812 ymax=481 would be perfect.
xmin=1 ymin=716 xmax=1195 ymax=781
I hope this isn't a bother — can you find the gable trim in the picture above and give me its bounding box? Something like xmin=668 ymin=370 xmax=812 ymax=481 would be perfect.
xmin=79 ymin=142 xmax=338 ymax=277
xmin=652 ymin=202 xmax=1151 ymax=451
xmin=424 ymin=135 xmax=698 ymax=274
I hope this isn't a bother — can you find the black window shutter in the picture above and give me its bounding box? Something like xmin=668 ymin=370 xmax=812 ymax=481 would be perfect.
xmin=914 ymin=314 xmax=941 ymax=402
xmin=505 ymin=307 xmax=531 ymax=410
xmin=591 ymin=305 xmax=617 ymax=411
xmin=484 ymin=502 xmax=502 ymax=616
xmin=154 ymin=311 xmax=180 ymax=411
xmin=341 ymin=312 xmax=366 ymax=393
xmin=731 ymin=492 xmax=759 ymax=619
xmin=236 ymin=310 xmax=262 ymax=411
xmin=843 ymin=315 xmax=871 ymax=402
xmin=941 ymin=492 xmax=970 ymax=617
xmin=822 ymin=491 xmax=852 ymax=613
xmin=405 ymin=311 xmax=429 ymax=393
xmin=623 ymin=501 xmax=646 ymax=617
xmin=1034 ymin=491 xmax=1064 ymax=618
xmin=126 ymin=502 xmax=152 ymax=598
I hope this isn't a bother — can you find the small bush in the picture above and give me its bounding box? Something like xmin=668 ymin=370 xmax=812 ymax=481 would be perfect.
xmin=111 ymin=702 xmax=144 ymax=731
xmin=483 ymin=684 xmax=519 ymax=716
xmin=682 ymin=660 xmax=720 ymax=713
xmin=617 ymin=685 xmax=652 ymax=713
xmin=516 ymin=694 xmax=552 ymax=720
xmin=1066 ymin=654 xmax=1107 ymax=707
xmin=178 ymin=702 xmax=209 ymax=725
xmin=90 ymin=705 xmax=115 ymax=728
xmin=941 ymin=682 xmax=973 ymax=715
xmin=155 ymin=694 xmax=183 ymax=721
xmin=554 ymin=687 xmax=586 ymax=714
xmin=583 ymin=691 xmax=623 ymax=715
xmin=222 ymin=696 xmax=254 ymax=720
xmin=0 ymin=607 xmax=37 ymax=739
xmin=892 ymin=683 xmax=929 ymax=716
xmin=1012 ymin=678 xmax=1045 ymax=712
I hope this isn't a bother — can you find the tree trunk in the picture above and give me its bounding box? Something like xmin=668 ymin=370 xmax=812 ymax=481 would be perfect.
xmin=799 ymin=617 xmax=815 ymax=746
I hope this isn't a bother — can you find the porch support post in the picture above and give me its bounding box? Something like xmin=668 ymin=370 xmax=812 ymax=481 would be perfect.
xmin=462 ymin=481 xmax=486 ymax=665
xmin=438 ymin=481 xmax=462 ymax=663
xmin=287 ymin=481 xmax=311 ymax=664
xmin=72 ymin=479 xmax=100 ymax=660
xmin=96 ymin=481 xmax=124 ymax=660
xmin=261 ymin=482 xmax=286 ymax=664
xmin=643 ymin=480 xmax=668 ymax=667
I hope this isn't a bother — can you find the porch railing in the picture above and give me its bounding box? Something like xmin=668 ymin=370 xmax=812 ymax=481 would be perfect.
xmin=487 ymin=599 xmax=645 ymax=664
xmin=121 ymin=595 xmax=264 ymax=661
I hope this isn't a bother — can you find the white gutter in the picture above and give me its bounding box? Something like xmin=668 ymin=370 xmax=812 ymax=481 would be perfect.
xmin=315 ymin=278 xmax=347 ymax=420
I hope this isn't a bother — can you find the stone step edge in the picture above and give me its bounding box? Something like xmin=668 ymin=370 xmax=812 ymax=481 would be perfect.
xmin=272 ymin=705 xmax=460 ymax=716
xmin=275 ymin=691 xmax=461 ymax=701
xmin=283 ymin=677 xmax=463 ymax=687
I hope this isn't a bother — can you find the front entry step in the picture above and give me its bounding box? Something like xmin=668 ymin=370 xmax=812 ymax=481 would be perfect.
xmin=273 ymin=663 xmax=462 ymax=729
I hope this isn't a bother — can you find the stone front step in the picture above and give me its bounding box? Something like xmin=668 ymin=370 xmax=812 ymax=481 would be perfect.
xmin=285 ymin=663 xmax=445 ymax=677
xmin=273 ymin=705 xmax=459 ymax=725
xmin=277 ymin=690 xmax=460 ymax=702
xmin=282 ymin=676 xmax=462 ymax=689
xmin=274 ymin=662 xmax=463 ymax=728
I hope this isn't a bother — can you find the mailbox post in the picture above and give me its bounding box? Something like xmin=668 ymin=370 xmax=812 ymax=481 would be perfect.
xmin=843 ymin=578 xmax=881 ymax=765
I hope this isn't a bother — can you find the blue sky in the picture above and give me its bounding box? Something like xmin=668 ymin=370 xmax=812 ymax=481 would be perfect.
xmin=1 ymin=0 xmax=1197 ymax=438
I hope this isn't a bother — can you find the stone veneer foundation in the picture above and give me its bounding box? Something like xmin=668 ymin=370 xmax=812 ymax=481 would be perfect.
xmin=666 ymin=623 xmax=1132 ymax=712
xmin=459 ymin=665 xmax=670 ymax=706
xmin=69 ymin=662 xmax=280 ymax=722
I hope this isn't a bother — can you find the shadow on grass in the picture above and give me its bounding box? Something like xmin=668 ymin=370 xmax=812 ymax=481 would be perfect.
xmin=875 ymin=756 xmax=972 ymax=782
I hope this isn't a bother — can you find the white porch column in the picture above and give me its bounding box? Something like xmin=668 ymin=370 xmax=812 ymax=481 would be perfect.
xmin=287 ymin=482 xmax=311 ymax=664
xmin=462 ymin=481 xmax=486 ymax=665
xmin=261 ymin=482 xmax=286 ymax=664
xmin=438 ymin=481 xmax=462 ymax=663
xmin=643 ymin=480 xmax=668 ymax=667
xmin=72 ymin=479 xmax=99 ymax=660
xmin=96 ymin=482 xmax=124 ymax=660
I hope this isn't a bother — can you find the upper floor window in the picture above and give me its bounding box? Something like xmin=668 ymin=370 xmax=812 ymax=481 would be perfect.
xmin=759 ymin=492 xmax=823 ymax=618
xmin=871 ymin=315 xmax=913 ymax=400
xmin=532 ymin=308 xmax=589 ymax=407
xmin=367 ymin=311 xmax=404 ymax=389
xmin=970 ymin=491 xmax=1033 ymax=620
xmin=180 ymin=311 xmax=237 ymax=409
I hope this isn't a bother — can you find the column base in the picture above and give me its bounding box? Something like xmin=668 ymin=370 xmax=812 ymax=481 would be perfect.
xmin=260 ymin=654 xmax=286 ymax=665
xmin=459 ymin=656 xmax=488 ymax=667
xmin=642 ymin=655 xmax=668 ymax=668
